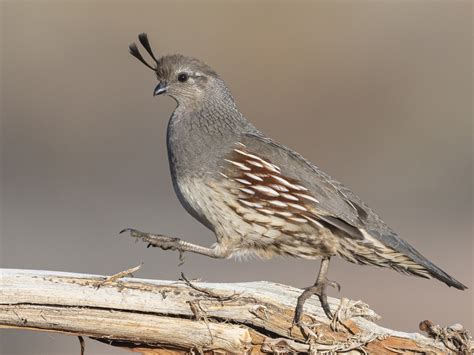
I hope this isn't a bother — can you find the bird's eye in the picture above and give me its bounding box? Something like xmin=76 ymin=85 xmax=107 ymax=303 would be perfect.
xmin=178 ymin=73 xmax=189 ymax=82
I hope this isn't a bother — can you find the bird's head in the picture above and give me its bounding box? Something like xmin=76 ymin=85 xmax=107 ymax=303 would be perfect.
xmin=129 ymin=33 xmax=227 ymax=107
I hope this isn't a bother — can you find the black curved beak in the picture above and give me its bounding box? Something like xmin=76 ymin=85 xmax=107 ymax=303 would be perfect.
xmin=153 ymin=82 xmax=168 ymax=96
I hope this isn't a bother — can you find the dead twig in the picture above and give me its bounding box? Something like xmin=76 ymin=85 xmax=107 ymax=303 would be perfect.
xmin=78 ymin=336 xmax=85 ymax=355
xmin=420 ymin=319 xmax=473 ymax=353
xmin=180 ymin=272 xmax=240 ymax=302
xmin=96 ymin=264 xmax=142 ymax=289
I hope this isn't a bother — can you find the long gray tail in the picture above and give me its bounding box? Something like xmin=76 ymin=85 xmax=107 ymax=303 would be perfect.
xmin=417 ymin=255 xmax=467 ymax=290
xmin=339 ymin=230 xmax=468 ymax=290
xmin=382 ymin=233 xmax=468 ymax=290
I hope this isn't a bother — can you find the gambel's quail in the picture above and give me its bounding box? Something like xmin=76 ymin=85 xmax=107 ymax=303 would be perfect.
xmin=123 ymin=33 xmax=467 ymax=324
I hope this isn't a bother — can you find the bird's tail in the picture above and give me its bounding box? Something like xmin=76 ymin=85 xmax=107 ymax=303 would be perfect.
xmin=380 ymin=237 xmax=468 ymax=290
xmin=338 ymin=231 xmax=468 ymax=290
xmin=388 ymin=237 xmax=468 ymax=290
xmin=416 ymin=255 xmax=468 ymax=290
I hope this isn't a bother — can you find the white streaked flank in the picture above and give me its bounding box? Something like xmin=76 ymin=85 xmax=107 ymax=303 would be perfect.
xmin=289 ymin=217 xmax=308 ymax=224
xmin=239 ymin=187 xmax=255 ymax=195
xmin=251 ymin=185 xmax=280 ymax=197
xmin=234 ymin=148 xmax=280 ymax=173
xmin=235 ymin=178 xmax=251 ymax=185
xmin=304 ymin=215 xmax=325 ymax=229
xmin=224 ymin=159 xmax=251 ymax=171
xmin=270 ymin=175 xmax=306 ymax=191
xmin=295 ymin=193 xmax=319 ymax=204
xmin=269 ymin=184 xmax=289 ymax=192
xmin=268 ymin=200 xmax=288 ymax=208
xmin=280 ymin=193 xmax=299 ymax=201
xmin=246 ymin=160 xmax=264 ymax=168
xmin=244 ymin=172 xmax=264 ymax=182
xmin=288 ymin=203 xmax=307 ymax=212
xmin=258 ymin=208 xmax=275 ymax=215
xmin=238 ymin=199 xmax=263 ymax=209
xmin=275 ymin=210 xmax=293 ymax=218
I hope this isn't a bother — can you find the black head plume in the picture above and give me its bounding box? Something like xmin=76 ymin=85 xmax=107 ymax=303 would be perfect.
xmin=129 ymin=33 xmax=159 ymax=71
xmin=138 ymin=33 xmax=159 ymax=64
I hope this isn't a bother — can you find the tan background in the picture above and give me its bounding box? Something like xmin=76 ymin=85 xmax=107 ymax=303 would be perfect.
xmin=1 ymin=0 xmax=472 ymax=354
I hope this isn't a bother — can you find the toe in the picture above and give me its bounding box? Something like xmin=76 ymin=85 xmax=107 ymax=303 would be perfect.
xmin=120 ymin=228 xmax=148 ymax=239
xmin=327 ymin=280 xmax=341 ymax=292
xmin=119 ymin=228 xmax=138 ymax=235
xmin=318 ymin=293 xmax=334 ymax=320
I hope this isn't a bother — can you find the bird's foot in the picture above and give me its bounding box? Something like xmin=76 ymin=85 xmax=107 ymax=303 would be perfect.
xmin=293 ymin=278 xmax=340 ymax=327
xmin=120 ymin=228 xmax=181 ymax=250
xmin=120 ymin=228 xmax=225 ymax=262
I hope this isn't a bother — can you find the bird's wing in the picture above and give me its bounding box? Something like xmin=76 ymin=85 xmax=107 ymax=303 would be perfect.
xmin=235 ymin=132 xmax=467 ymax=289
xmin=238 ymin=132 xmax=380 ymax=235
xmin=221 ymin=138 xmax=366 ymax=241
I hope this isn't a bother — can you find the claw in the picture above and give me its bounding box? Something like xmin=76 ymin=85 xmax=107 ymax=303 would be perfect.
xmin=293 ymin=257 xmax=340 ymax=327
xmin=328 ymin=280 xmax=341 ymax=292
xmin=294 ymin=282 xmax=335 ymax=326
xmin=120 ymin=228 xmax=140 ymax=235
xmin=318 ymin=291 xmax=333 ymax=320
xmin=121 ymin=228 xmax=148 ymax=240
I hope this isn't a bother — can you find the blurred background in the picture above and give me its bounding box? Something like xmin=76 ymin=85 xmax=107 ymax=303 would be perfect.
xmin=1 ymin=0 xmax=472 ymax=354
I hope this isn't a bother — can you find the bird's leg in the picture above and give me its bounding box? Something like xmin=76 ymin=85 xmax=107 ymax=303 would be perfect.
xmin=293 ymin=257 xmax=340 ymax=325
xmin=120 ymin=228 xmax=228 ymax=259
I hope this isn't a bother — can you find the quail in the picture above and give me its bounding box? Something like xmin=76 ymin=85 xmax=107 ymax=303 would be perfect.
xmin=123 ymin=33 xmax=467 ymax=324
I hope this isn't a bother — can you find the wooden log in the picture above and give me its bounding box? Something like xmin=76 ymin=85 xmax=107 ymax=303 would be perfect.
xmin=0 ymin=268 xmax=471 ymax=354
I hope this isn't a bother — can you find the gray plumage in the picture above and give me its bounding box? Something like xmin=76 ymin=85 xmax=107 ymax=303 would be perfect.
xmin=128 ymin=33 xmax=467 ymax=292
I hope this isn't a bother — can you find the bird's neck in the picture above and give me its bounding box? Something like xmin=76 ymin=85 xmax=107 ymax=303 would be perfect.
xmin=166 ymin=93 xmax=255 ymax=179
xmin=171 ymin=89 xmax=251 ymax=136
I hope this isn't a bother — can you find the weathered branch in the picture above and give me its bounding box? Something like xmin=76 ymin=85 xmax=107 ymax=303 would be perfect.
xmin=0 ymin=268 xmax=472 ymax=354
